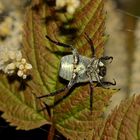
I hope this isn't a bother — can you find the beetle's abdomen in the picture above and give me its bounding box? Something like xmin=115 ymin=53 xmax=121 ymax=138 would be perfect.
xmin=59 ymin=55 xmax=91 ymax=82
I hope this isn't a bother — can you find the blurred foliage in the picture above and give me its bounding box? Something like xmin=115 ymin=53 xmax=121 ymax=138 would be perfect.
xmin=116 ymin=0 xmax=140 ymax=17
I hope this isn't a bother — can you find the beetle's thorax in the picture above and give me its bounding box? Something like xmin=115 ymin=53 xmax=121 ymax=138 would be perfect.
xmin=86 ymin=59 xmax=99 ymax=73
xmin=86 ymin=58 xmax=107 ymax=80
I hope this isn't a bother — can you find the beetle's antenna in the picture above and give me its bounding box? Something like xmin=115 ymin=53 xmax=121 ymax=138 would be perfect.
xmin=100 ymin=56 xmax=113 ymax=63
xmin=46 ymin=35 xmax=73 ymax=48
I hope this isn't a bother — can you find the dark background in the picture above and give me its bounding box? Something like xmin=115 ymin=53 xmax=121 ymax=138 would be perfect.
xmin=0 ymin=112 xmax=66 ymax=140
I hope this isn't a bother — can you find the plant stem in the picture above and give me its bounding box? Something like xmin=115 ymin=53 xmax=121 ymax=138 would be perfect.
xmin=47 ymin=124 xmax=55 ymax=140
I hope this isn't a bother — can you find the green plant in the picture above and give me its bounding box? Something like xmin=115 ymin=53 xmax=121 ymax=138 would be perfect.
xmin=1 ymin=0 xmax=139 ymax=140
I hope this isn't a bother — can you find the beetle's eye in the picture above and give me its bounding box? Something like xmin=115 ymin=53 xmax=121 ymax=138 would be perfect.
xmin=99 ymin=66 xmax=106 ymax=77
xmin=99 ymin=61 xmax=104 ymax=66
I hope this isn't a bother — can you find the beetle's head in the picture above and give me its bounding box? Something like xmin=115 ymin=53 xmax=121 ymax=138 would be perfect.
xmin=97 ymin=56 xmax=113 ymax=79
xmin=98 ymin=61 xmax=106 ymax=78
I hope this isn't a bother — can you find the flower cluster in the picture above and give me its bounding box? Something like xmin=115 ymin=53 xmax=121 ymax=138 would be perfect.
xmin=0 ymin=2 xmax=32 ymax=79
xmin=0 ymin=47 xmax=32 ymax=79
xmin=56 ymin=0 xmax=80 ymax=14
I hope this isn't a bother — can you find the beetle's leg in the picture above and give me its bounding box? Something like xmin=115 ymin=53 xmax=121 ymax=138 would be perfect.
xmin=100 ymin=56 xmax=113 ymax=63
xmin=94 ymin=72 xmax=108 ymax=88
xmin=46 ymin=35 xmax=73 ymax=48
xmin=87 ymin=58 xmax=95 ymax=69
xmin=84 ymin=33 xmax=95 ymax=57
xmin=37 ymin=72 xmax=78 ymax=98
xmin=89 ymin=83 xmax=94 ymax=113
xmin=28 ymin=74 xmax=78 ymax=114
xmin=37 ymin=72 xmax=78 ymax=112
xmin=86 ymin=72 xmax=94 ymax=113
xmin=102 ymin=79 xmax=116 ymax=86
xmin=37 ymin=87 xmax=67 ymax=98
xmin=46 ymin=35 xmax=80 ymax=64
xmin=94 ymin=71 xmax=116 ymax=87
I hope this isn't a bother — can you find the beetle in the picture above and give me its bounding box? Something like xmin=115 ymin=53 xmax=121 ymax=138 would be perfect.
xmin=38 ymin=34 xmax=116 ymax=112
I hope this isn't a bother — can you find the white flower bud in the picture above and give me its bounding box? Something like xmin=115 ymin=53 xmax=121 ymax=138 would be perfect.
xmin=17 ymin=70 xmax=23 ymax=77
xmin=21 ymin=58 xmax=26 ymax=64
xmin=7 ymin=70 xmax=15 ymax=74
xmin=56 ymin=0 xmax=66 ymax=8
xmin=56 ymin=0 xmax=80 ymax=14
xmin=25 ymin=63 xmax=32 ymax=70
xmin=22 ymin=74 xmax=27 ymax=79
xmin=67 ymin=6 xmax=75 ymax=14
xmin=4 ymin=63 xmax=16 ymax=73
xmin=18 ymin=64 xmax=24 ymax=70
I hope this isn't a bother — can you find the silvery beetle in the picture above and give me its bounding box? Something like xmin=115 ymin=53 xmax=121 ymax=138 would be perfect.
xmin=38 ymin=34 xmax=116 ymax=111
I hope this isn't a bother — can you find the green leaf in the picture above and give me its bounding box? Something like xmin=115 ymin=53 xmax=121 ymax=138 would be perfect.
xmin=98 ymin=95 xmax=140 ymax=140
xmin=0 ymin=74 xmax=48 ymax=130
xmin=55 ymin=87 xmax=117 ymax=139
xmin=0 ymin=0 xmax=117 ymax=138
